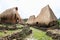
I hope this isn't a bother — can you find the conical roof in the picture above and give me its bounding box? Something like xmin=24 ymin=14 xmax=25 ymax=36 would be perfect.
xmin=35 ymin=5 xmax=57 ymax=25
xmin=26 ymin=15 xmax=35 ymax=25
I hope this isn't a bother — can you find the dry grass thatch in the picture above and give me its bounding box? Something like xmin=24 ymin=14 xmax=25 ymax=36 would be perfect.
xmin=35 ymin=5 xmax=57 ymax=26
xmin=0 ymin=7 xmax=23 ymax=24
xmin=26 ymin=15 xmax=35 ymax=25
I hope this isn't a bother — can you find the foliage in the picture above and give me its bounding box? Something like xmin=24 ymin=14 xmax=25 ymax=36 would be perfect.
xmin=58 ymin=20 xmax=60 ymax=25
xmin=23 ymin=18 xmax=28 ymax=22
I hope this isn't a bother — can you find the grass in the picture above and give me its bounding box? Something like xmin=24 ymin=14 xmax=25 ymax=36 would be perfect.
xmin=0 ymin=29 xmax=22 ymax=37
xmin=0 ymin=24 xmax=53 ymax=40
xmin=0 ymin=24 xmax=23 ymax=37
xmin=31 ymin=27 xmax=52 ymax=40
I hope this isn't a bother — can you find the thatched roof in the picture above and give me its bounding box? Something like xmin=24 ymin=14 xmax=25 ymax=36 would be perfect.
xmin=0 ymin=7 xmax=18 ymax=17
xmin=26 ymin=15 xmax=35 ymax=25
xmin=0 ymin=7 xmax=23 ymax=24
xmin=35 ymin=5 xmax=57 ymax=25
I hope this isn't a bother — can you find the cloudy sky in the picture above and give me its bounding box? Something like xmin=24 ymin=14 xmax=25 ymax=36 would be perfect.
xmin=0 ymin=0 xmax=60 ymax=19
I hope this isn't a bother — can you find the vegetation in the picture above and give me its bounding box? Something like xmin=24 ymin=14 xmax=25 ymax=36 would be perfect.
xmin=23 ymin=18 xmax=28 ymax=22
xmin=31 ymin=27 xmax=52 ymax=40
xmin=0 ymin=24 xmax=23 ymax=37
xmin=58 ymin=19 xmax=60 ymax=25
xmin=0 ymin=24 xmax=53 ymax=40
xmin=0 ymin=29 xmax=21 ymax=37
xmin=57 ymin=19 xmax=60 ymax=28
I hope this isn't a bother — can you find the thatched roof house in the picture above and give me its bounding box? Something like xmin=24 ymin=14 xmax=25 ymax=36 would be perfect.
xmin=0 ymin=7 xmax=23 ymax=24
xmin=35 ymin=5 xmax=58 ymax=27
xmin=26 ymin=15 xmax=35 ymax=25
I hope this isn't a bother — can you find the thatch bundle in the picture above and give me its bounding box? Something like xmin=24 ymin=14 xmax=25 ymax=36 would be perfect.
xmin=26 ymin=15 xmax=35 ymax=25
xmin=0 ymin=7 xmax=23 ymax=24
xmin=35 ymin=5 xmax=58 ymax=27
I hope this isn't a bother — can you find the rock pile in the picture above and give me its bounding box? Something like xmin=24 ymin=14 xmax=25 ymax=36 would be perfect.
xmin=46 ymin=29 xmax=60 ymax=40
xmin=0 ymin=25 xmax=32 ymax=40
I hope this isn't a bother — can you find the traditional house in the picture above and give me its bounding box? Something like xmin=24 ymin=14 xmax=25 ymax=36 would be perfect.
xmin=26 ymin=15 xmax=35 ymax=25
xmin=0 ymin=7 xmax=23 ymax=24
xmin=35 ymin=5 xmax=58 ymax=27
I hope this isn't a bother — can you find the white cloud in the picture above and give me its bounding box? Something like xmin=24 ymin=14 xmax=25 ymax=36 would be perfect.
xmin=0 ymin=0 xmax=60 ymax=18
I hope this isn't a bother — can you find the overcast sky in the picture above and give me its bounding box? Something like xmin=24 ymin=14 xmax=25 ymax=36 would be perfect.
xmin=0 ymin=0 xmax=60 ymax=19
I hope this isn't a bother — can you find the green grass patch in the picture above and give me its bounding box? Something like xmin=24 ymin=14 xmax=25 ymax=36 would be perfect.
xmin=0 ymin=29 xmax=22 ymax=37
xmin=31 ymin=27 xmax=52 ymax=40
xmin=0 ymin=24 xmax=53 ymax=40
xmin=0 ymin=24 xmax=23 ymax=37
